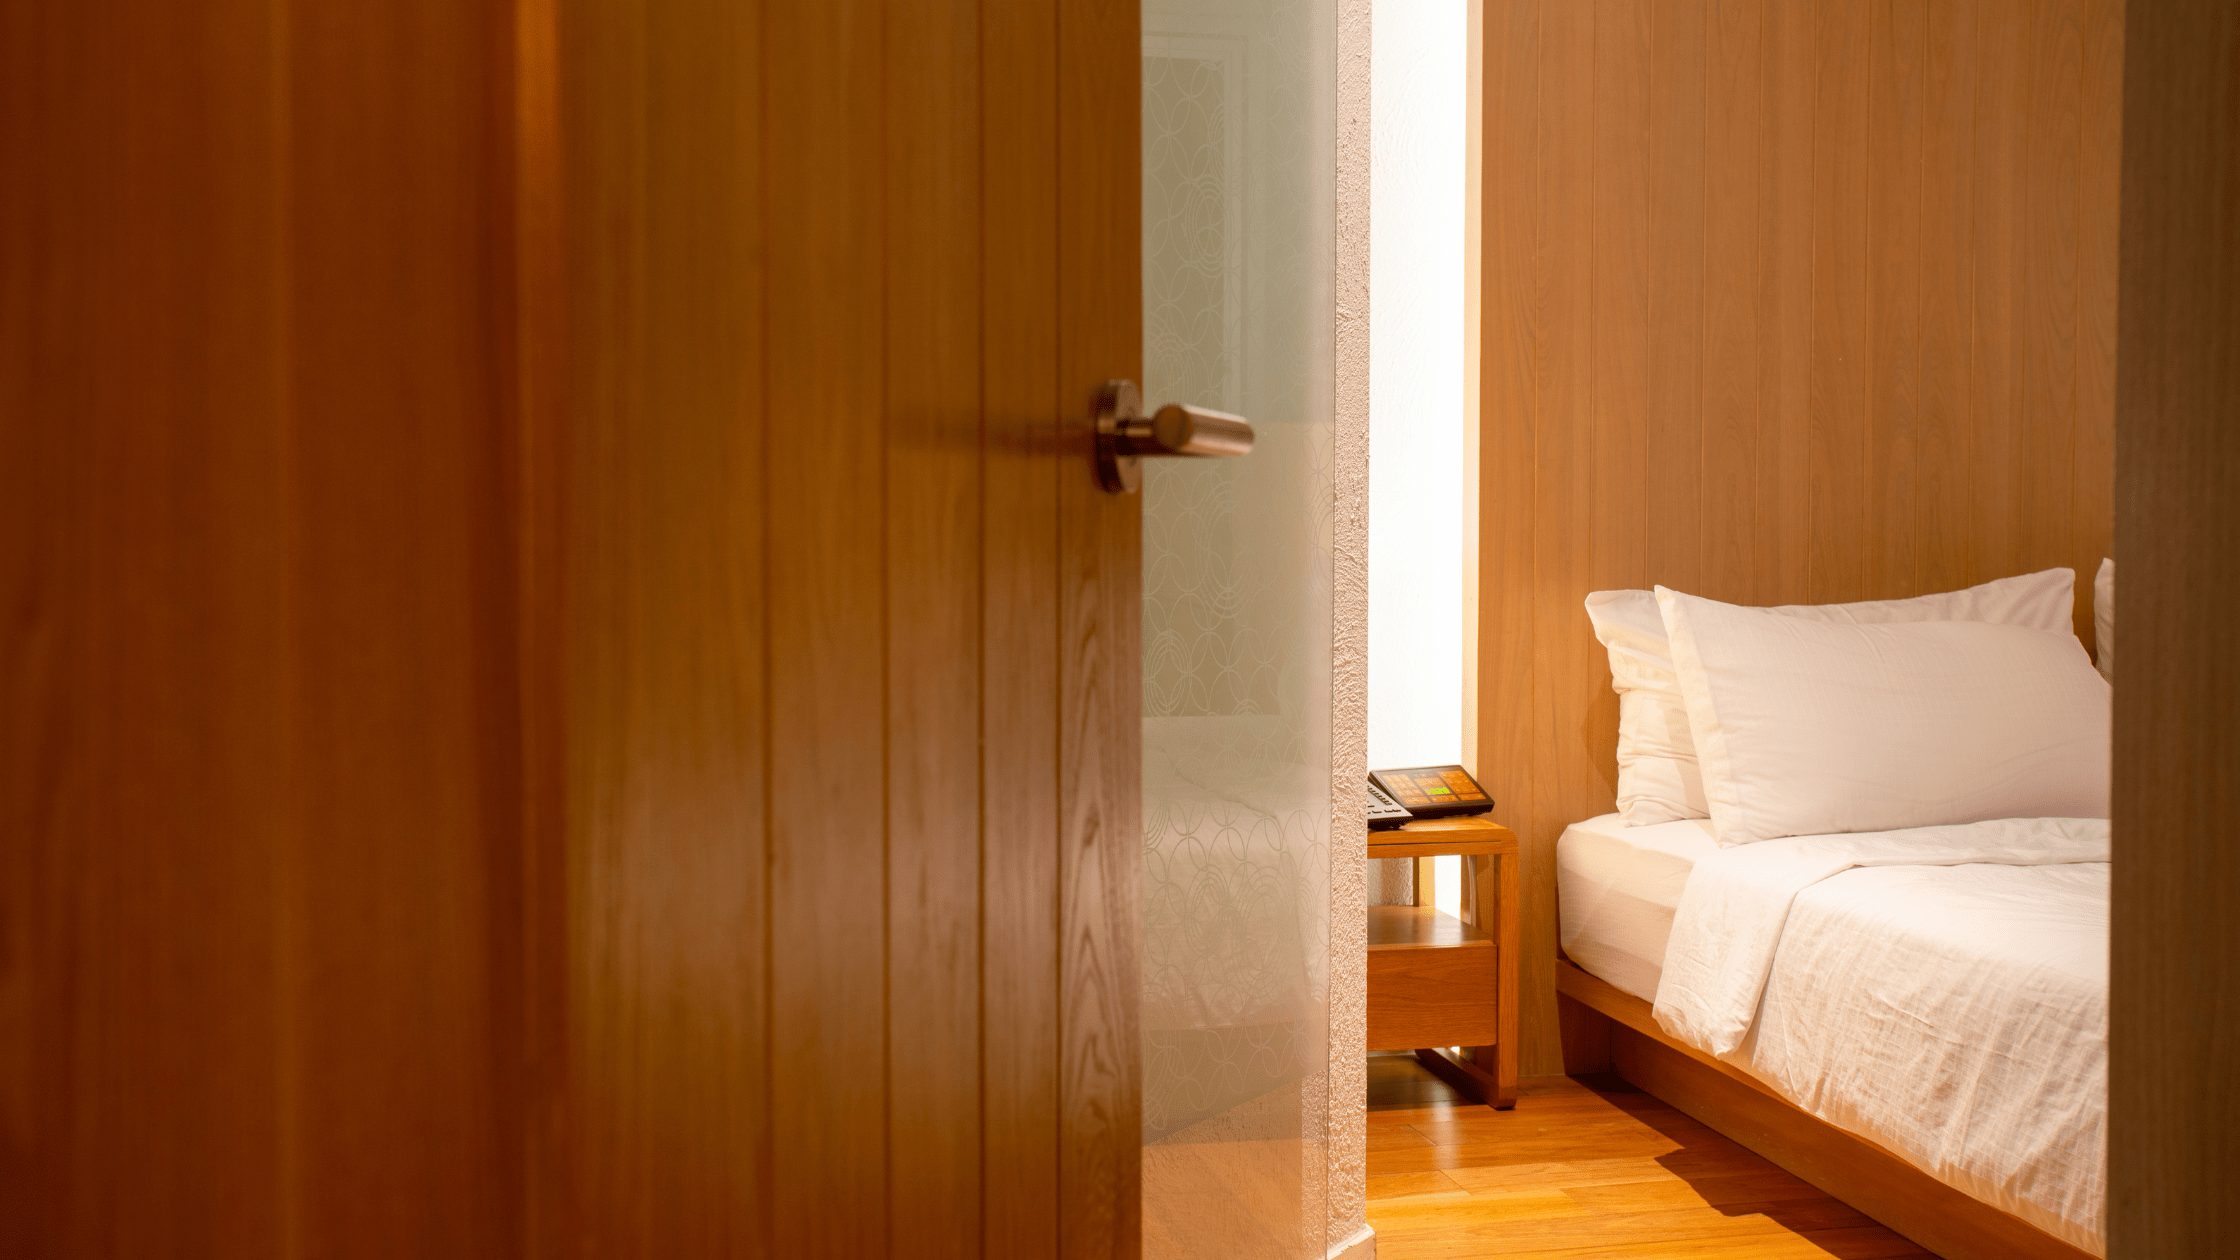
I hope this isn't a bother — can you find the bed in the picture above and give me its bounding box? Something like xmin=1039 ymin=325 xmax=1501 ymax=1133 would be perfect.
xmin=1558 ymin=814 xmax=2106 ymax=1258
xmin=1556 ymin=571 xmax=2112 ymax=1260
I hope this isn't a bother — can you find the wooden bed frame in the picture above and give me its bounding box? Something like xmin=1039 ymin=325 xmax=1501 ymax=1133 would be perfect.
xmin=1556 ymin=960 xmax=2097 ymax=1260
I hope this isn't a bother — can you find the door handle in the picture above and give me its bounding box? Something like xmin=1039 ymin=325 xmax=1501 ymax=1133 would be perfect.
xmin=1094 ymin=379 xmax=1254 ymax=493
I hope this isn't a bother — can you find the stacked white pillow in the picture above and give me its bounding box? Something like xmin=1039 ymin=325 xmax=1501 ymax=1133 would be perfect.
xmin=2094 ymin=557 xmax=2115 ymax=683
xmin=1657 ymin=585 xmax=2112 ymax=844
xmin=1584 ymin=569 xmax=2077 ymax=826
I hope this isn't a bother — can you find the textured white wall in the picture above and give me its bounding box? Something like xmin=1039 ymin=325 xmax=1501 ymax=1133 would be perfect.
xmin=1327 ymin=0 xmax=1373 ymax=1254
xmin=1366 ymin=0 xmax=1467 ymax=773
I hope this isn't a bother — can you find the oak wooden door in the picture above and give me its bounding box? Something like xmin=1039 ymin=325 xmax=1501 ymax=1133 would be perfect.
xmin=1 ymin=2 xmax=1141 ymax=1257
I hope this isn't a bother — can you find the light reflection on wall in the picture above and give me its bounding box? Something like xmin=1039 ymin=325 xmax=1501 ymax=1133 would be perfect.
xmin=1367 ymin=0 xmax=1466 ymax=775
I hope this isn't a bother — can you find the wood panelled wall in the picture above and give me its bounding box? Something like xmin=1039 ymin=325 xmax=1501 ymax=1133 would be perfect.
xmin=1468 ymin=0 xmax=2122 ymax=1075
xmin=1 ymin=1 xmax=1142 ymax=1257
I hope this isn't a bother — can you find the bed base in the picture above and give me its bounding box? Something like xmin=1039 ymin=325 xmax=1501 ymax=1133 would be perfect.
xmin=1556 ymin=960 xmax=2096 ymax=1260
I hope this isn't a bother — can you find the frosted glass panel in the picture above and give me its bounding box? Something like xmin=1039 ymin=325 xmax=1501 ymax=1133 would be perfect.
xmin=1140 ymin=0 xmax=1334 ymax=1254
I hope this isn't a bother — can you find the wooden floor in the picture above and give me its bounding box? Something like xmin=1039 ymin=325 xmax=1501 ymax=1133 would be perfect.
xmin=1364 ymin=1057 xmax=1939 ymax=1259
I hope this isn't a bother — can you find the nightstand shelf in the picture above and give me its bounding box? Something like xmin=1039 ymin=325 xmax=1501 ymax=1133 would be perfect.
xmin=1365 ymin=816 xmax=1520 ymax=1109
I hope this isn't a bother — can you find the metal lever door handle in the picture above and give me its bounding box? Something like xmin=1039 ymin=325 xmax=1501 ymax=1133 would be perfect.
xmin=1094 ymin=379 xmax=1255 ymax=493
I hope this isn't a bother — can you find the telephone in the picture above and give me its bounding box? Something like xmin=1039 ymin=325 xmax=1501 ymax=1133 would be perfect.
xmin=1365 ymin=764 xmax=1495 ymax=830
xmin=1367 ymin=779 xmax=1414 ymax=829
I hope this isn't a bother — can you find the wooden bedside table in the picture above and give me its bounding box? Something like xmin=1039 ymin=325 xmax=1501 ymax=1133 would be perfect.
xmin=1365 ymin=816 xmax=1520 ymax=1109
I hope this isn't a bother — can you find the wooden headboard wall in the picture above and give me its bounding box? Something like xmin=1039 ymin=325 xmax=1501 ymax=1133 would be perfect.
xmin=1466 ymin=0 xmax=2122 ymax=1076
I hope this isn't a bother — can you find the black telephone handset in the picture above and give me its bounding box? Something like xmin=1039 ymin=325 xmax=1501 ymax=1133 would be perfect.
xmin=1366 ymin=764 xmax=1495 ymax=830
xmin=1367 ymin=779 xmax=1414 ymax=829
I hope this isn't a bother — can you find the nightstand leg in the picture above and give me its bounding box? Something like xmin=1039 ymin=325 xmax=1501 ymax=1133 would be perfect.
xmin=1467 ymin=852 xmax=1520 ymax=1110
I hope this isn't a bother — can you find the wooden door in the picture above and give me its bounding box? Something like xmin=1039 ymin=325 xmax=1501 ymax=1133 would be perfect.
xmin=2110 ymin=2 xmax=2240 ymax=1253
xmin=0 ymin=2 xmax=1141 ymax=1257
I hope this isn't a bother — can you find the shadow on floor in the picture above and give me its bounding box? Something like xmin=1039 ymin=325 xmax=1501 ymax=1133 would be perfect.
xmin=1566 ymin=1071 xmax=1919 ymax=1257
xmin=1364 ymin=1051 xmax=1474 ymax=1113
xmin=1364 ymin=1059 xmax=1928 ymax=1259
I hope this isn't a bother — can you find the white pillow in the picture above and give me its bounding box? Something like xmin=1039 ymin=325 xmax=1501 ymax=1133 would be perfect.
xmin=1584 ymin=569 xmax=2077 ymax=826
xmin=1657 ymin=585 xmax=2111 ymax=844
xmin=2094 ymin=557 xmax=2115 ymax=683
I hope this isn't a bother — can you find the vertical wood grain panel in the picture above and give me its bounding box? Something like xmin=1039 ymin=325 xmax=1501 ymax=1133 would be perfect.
xmin=1970 ymin=0 xmax=2029 ymax=581
xmin=1704 ymin=0 xmax=1766 ymax=607
xmin=1470 ymin=0 xmax=1544 ymax=797
xmin=1917 ymin=0 xmax=1980 ymax=596
xmin=1758 ymin=1 xmax=1817 ymax=607
xmin=1808 ymin=1 xmax=1871 ymax=604
xmin=1468 ymin=0 xmax=1542 ymax=1054
xmin=0 ymin=4 xmax=294 ymax=1252
xmin=513 ymin=1 xmax=570 ymax=1248
xmin=981 ymin=0 xmax=1064 ymax=1252
xmin=1472 ymin=0 xmax=1541 ymax=802
xmin=764 ymin=0 xmax=889 ymax=1253
xmin=550 ymin=0 xmax=648 ymax=1236
xmin=290 ymin=3 xmax=523 ymax=1249
xmin=1478 ymin=0 xmax=2120 ymax=1076
xmin=1523 ymin=0 xmax=1601 ymax=1077
xmin=563 ymin=0 xmax=774 ymax=1251
xmin=2019 ymin=0 xmax=2084 ymax=608
xmin=1645 ymin=0 xmax=1708 ymax=598
xmin=2072 ymin=0 xmax=2121 ymax=656
xmin=1056 ymin=0 xmax=1142 ymax=1252
xmin=3 ymin=0 xmax=542 ymax=1252
xmin=1864 ymin=0 xmax=1924 ymax=600
xmin=2111 ymin=6 xmax=2240 ymax=1249
xmin=639 ymin=0 xmax=770 ymax=1240
xmin=884 ymin=0 xmax=985 ymax=1252
xmin=1590 ymin=0 xmax=1651 ymax=603
xmin=1578 ymin=0 xmax=1641 ymax=827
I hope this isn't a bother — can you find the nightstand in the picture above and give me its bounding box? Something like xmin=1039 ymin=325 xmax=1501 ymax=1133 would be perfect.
xmin=1364 ymin=816 xmax=1520 ymax=1110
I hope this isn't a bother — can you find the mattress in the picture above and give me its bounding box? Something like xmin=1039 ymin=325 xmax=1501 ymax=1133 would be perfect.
xmin=1554 ymin=812 xmax=1721 ymax=1002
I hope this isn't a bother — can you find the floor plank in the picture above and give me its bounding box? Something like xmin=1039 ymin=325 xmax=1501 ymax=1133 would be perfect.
xmin=1364 ymin=1065 xmax=1940 ymax=1259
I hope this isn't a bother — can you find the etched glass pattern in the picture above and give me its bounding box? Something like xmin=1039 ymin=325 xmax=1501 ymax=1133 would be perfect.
xmin=1140 ymin=1 xmax=1335 ymax=1254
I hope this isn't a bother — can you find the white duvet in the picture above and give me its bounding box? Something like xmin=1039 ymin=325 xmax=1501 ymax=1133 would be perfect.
xmin=1653 ymin=817 xmax=2109 ymax=1255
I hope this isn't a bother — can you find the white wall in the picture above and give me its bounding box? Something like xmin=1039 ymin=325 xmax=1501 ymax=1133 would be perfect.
xmin=1366 ymin=0 xmax=1468 ymax=775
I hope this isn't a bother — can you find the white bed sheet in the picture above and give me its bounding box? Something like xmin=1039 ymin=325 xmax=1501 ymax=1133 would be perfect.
xmin=1555 ymin=813 xmax=1720 ymax=1003
xmin=1656 ymin=818 xmax=2109 ymax=1255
